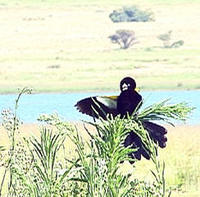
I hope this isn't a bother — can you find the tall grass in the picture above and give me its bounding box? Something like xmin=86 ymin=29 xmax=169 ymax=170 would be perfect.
xmin=0 ymin=88 xmax=194 ymax=196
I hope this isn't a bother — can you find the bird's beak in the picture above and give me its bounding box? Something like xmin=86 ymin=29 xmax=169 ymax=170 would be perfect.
xmin=122 ymin=83 xmax=128 ymax=91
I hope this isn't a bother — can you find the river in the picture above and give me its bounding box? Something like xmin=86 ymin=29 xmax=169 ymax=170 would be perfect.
xmin=0 ymin=90 xmax=199 ymax=124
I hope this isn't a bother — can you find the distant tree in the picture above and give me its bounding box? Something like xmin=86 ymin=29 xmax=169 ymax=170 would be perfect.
xmin=109 ymin=6 xmax=154 ymax=23
xmin=109 ymin=30 xmax=138 ymax=49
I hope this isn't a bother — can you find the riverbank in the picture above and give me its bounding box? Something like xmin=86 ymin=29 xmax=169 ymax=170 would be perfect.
xmin=0 ymin=0 xmax=200 ymax=93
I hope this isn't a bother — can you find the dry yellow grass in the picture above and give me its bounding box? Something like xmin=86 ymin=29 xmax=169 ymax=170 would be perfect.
xmin=128 ymin=124 xmax=200 ymax=197
xmin=0 ymin=122 xmax=200 ymax=196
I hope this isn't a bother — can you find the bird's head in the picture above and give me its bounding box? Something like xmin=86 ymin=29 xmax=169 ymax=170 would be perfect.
xmin=120 ymin=77 xmax=136 ymax=92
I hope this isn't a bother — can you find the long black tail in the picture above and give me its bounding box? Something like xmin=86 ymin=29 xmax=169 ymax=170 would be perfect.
xmin=124 ymin=121 xmax=167 ymax=161
xmin=143 ymin=121 xmax=167 ymax=148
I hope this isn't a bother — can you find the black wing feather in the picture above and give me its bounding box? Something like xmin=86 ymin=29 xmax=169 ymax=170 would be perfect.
xmin=75 ymin=96 xmax=118 ymax=119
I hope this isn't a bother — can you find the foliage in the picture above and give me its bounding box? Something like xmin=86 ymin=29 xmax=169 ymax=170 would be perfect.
xmin=109 ymin=30 xmax=138 ymax=49
xmin=0 ymin=89 xmax=194 ymax=196
xmin=26 ymin=128 xmax=69 ymax=196
xmin=157 ymin=31 xmax=184 ymax=48
xmin=0 ymin=87 xmax=32 ymax=197
xmin=109 ymin=6 xmax=154 ymax=23
xmin=40 ymin=114 xmax=170 ymax=197
xmin=137 ymin=99 xmax=193 ymax=125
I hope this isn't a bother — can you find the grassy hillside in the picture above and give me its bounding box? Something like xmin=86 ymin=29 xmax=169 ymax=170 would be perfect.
xmin=0 ymin=0 xmax=200 ymax=93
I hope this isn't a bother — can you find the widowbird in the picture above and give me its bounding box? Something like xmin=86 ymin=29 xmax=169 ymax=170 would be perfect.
xmin=75 ymin=77 xmax=167 ymax=161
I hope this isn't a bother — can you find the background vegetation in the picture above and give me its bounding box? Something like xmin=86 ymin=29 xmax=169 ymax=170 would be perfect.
xmin=0 ymin=0 xmax=200 ymax=93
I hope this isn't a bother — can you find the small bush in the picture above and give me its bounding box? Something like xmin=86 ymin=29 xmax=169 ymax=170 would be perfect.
xmin=109 ymin=6 xmax=154 ymax=23
xmin=157 ymin=31 xmax=184 ymax=48
xmin=170 ymin=40 xmax=184 ymax=48
xmin=109 ymin=30 xmax=138 ymax=49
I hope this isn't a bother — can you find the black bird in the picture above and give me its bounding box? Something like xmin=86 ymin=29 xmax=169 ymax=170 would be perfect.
xmin=117 ymin=77 xmax=142 ymax=117
xmin=75 ymin=77 xmax=167 ymax=161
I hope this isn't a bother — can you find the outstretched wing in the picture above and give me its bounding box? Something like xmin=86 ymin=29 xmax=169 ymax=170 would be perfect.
xmin=75 ymin=96 xmax=119 ymax=119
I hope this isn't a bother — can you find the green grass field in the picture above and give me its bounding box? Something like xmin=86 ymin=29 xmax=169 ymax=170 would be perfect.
xmin=0 ymin=0 xmax=200 ymax=93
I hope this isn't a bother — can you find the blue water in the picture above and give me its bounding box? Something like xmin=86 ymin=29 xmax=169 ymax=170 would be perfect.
xmin=0 ymin=90 xmax=199 ymax=124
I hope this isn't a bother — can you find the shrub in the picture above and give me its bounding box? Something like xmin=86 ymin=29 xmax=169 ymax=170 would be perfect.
xmin=109 ymin=6 xmax=154 ymax=23
xmin=157 ymin=31 xmax=184 ymax=48
xmin=109 ymin=30 xmax=138 ymax=49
